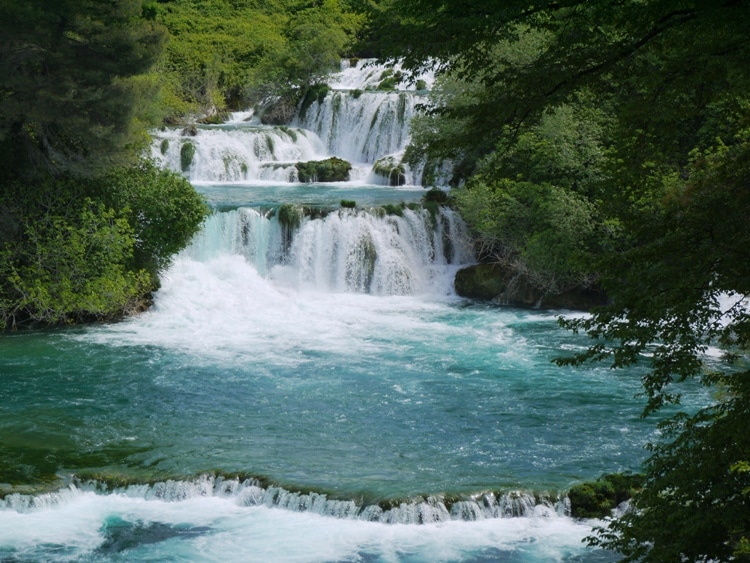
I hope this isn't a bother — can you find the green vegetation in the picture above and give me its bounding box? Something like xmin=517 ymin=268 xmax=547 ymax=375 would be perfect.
xmin=180 ymin=141 xmax=196 ymax=171
xmin=340 ymin=200 xmax=357 ymax=208
xmin=0 ymin=0 xmax=165 ymax=181
xmin=296 ymin=157 xmax=352 ymax=183
xmin=372 ymin=156 xmax=406 ymax=186
xmin=276 ymin=203 xmax=304 ymax=230
xmin=150 ymin=0 xmax=365 ymax=123
xmin=568 ymin=473 xmax=644 ymax=519
xmin=372 ymin=0 xmax=750 ymax=560
xmin=0 ymin=1 xmax=209 ymax=329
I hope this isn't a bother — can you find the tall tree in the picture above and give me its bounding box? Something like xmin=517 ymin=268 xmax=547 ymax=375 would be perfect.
xmin=0 ymin=0 xmax=165 ymax=180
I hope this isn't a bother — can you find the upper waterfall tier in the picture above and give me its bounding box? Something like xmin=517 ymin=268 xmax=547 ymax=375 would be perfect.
xmin=152 ymin=60 xmax=432 ymax=185
xmin=293 ymin=91 xmax=415 ymax=166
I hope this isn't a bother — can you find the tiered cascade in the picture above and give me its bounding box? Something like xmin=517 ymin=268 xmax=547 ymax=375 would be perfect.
xmin=152 ymin=60 xmax=430 ymax=185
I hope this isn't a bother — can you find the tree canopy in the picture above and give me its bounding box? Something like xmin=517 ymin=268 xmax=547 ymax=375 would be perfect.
xmin=371 ymin=0 xmax=750 ymax=559
xmin=0 ymin=1 xmax=208 ymax=328
xmin=149 ymin=0 xmax=365 ymax=121
xmin=0 ymin=0 xmax=165 ymax=180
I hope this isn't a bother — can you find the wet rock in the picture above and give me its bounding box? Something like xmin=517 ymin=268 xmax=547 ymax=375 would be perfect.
xmin=454 ymin=263 xmax=609 ymax=311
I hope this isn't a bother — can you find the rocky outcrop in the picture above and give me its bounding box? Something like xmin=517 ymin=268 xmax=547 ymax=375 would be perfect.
xmin=296 ymin=157 xmax=352 ymax=183
xmin=454 ymin=263 xmax=609 ymax=311
xmin=372 ymin=156 xmax=406 ymax=186
xmin=258 ymin=95 xmax=298 ymax=125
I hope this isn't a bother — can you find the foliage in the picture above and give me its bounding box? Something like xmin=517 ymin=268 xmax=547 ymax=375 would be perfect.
xmin=373 ymin=0 xmax=750 ymax=559
xmin=568 ymin=473 xmax=643 ymax=519
xmin=454 ymin=178 xmax=597 ymax=295
xmin=0 ymin=164 xmax=209 ymax=329
xmin=0 ymin=1 xmax=212 ymax=329
xmin=99 ymin=161 xmax=211 ymax=277
xmin=372 ymin=156 xmax=406 ymax=186
xmin=560 ymin=137 xmax=750 ymax=413
xmin=180 ymin=141 xmax=196 ymax=171
xmin=422 ymin=188 xmax=448 ymax=204
xmin=153 ymin=0 xmax=365 ymax=121
xmin=0 ymin=0 xmax=165 ymax=180
xmin=587 ymin=374 xmax=750 ymax=561
xmin=0 ymin=182 xmax=148 ymax=328
xmin=152 ymin=0 xmax=286 ymax=119
xmin=276 ymin=203 xmax=304 ymax=230
xmin=296 ymin=157 xmax=352 ymax=183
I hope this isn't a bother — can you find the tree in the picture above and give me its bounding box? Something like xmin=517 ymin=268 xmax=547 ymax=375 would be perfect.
xmin=558 ymin=136 xmax=750 ymax=559
xmin=0 ymin=163 xmax=209 ymax=329
xmin=372 ymin=0 xmax=750 ymax=559
xmin=0 ymin=0 xmax=165 ymax=180
xmin=0 ymin=2 xmax=209 ymax=329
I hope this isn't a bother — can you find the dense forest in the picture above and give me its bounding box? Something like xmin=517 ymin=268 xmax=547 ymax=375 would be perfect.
xmin=1 ymin=0 xmax=749 ymax=560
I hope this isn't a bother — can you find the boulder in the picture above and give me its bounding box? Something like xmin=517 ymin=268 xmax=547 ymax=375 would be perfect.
xmin=454 ymin=263 xmax=609 ymax=311
xmin=296 ymin=157 xmax=352 ymax=183
xmin=372 ymin=156 xmax=406 ymax=186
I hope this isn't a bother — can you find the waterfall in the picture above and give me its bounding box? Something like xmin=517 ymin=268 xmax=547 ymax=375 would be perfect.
xmin=183 ymin=205 xmax=474 ymax=296
xmin=151 ymin=59 xmax=431 ymax=185
xmin=293 ymin=91 xmax=415 ymax=167
xmin=1 ymin=474 xmax=571 ymax=526
xmin=153 ymin=126 xmax=324 ymax=183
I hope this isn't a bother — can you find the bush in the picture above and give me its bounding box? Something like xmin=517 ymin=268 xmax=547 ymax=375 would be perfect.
xmin=101 ymin=162 xmax=210 ymax=276
xmin=180 ymin=141 xmax=196 ymax=172
xmin=0 ymin=185 xmax=149 ymax=328
xmin=0 ymin=163 xmax=209 ymax=329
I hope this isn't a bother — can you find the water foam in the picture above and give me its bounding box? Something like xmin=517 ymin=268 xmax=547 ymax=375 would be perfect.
xmin=0 ymin=477 xmax=611 ymax=562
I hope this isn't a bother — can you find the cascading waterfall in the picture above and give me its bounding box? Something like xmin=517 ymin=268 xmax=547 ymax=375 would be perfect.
xmin=293 ymin=90 xmax=415 ymax=168
xmin=0 ymin=474 xmax=569 ymax=525
xmin=153 ymin=125 xmax=324 ymax=183
xmin=0 ymin=55 xmax=653 ymax=562
xmin=151 ymin=59 xmax=429 ymax=184
xmin=183 ymin=205 xmax=474 ymax=296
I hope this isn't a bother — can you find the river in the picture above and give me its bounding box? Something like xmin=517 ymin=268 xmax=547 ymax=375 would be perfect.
xmin=0 ymin=60 xmax=704 ymax=562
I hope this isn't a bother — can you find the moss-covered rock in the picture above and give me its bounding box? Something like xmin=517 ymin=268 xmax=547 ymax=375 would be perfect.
xmin=340 ymin=199 xmax=356 ymax=208
xmin=373 ymin=156 xmax=406 ymax=186
xmin=378 ymin=203 xmax=405 ymax=217
xmin=454 ymin=263 xmax=510 ymax=300
xmin=568 ymin=473 xmax=644 ymax=519
xmin=296 ymin=157 xmax=352 ymax=183
xmin=276 ymin=203 xmax=304 ymax=230
xmin=454 ymin=263 xmax=609 ymax=310
xmin=197 ymin=111 xmax=230 ymax=125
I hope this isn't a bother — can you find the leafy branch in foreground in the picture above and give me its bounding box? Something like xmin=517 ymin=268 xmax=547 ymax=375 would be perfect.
xmin=556 ymin=136 xmax=750 ymax=560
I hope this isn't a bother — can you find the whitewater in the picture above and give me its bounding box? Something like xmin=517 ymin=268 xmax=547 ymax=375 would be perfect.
xmin=0 ymin=59 xmax=709 ymax=561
